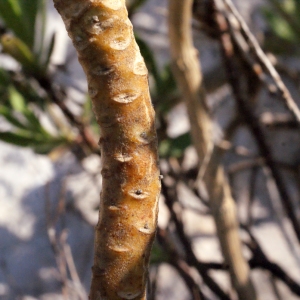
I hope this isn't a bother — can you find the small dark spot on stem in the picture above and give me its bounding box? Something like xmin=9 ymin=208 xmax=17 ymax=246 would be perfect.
xmin=135 ymin=189 xmax=142 ymax=195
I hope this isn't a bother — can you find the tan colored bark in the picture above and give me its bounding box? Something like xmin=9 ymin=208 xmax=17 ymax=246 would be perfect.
xmin=168 ymin=1 xmax=257 ymax=299
xmin=53 ymin=1 xmax=161 ymax=299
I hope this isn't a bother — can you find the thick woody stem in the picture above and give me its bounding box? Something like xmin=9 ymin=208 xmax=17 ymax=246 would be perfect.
xmin=53 ymin=1 xmax=161 ymax=299
xmin=168 ymin=0 xmax=257 ymax=299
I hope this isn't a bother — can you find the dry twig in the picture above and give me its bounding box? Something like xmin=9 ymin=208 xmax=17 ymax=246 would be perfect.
xmin=222 ymin=0 xmax=300 ymax=125
xmin=212 ymin=0 xmax=300 ymax=243
xmin=168 ymin=1 xmax=256 ymax=299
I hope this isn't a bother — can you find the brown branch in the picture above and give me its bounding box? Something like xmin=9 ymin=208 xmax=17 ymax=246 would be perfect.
xmin=221 ymin=0 xmax=300 ymax=125
xmin=260 ymin=112 xmax=298 ymax=129
xmin=244 ymin=226 xmax=300 ymax=297
xmin=161 ymin=179 xmax=230 ymax=300
xmin=212 ymin=0 xmax=300 ymax=243
xmin=168 ymin=1 xmax=256 ymax=299
xmin=53 ymin=1 xmax=161 ymax=299
xmin=147 ymin=266 xmax=159 ymax=300
xmin=45 ymin=179 xmax=87 ymax=300
xmin=199 ymin=251 xmax=300 ymax=297
xmin=157 ymin=228 xmax=207 ymax=300
xmin=45 ymin=181 xmax=69 ymax=299
xmin=37 ymin=76 xmax=99 ymax=153
xmin=193 ymin=223 xmax=300 ymax=298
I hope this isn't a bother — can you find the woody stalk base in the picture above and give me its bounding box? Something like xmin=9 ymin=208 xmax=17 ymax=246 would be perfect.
xmin=53 ymin=0 xmax=161 ymax=299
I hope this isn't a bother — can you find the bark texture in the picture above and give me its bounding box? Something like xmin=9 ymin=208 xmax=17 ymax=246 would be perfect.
xmin=168 ymin=1 xmax=257 ymax=299
xmin=53 ymin=1 xmax=161 ymax=299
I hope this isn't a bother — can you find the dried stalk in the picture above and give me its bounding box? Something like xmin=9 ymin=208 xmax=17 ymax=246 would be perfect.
xmin=221 ymin=0 xmax=300 ymax=124
xmin=53 ymin=1 xmax=161 ymax=299
xmin=161 ymin=179 xmax=231 ymax=299
xmin=212 ymin=0 xmax=300 ymax=244
xmin=168 ymin=0 xmax=256 ymax=299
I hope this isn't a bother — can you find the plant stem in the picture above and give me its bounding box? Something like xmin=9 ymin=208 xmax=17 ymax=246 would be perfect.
xmin=53 ymin=1 xmax=161 ymax=299
xmin=168 ymin=0 xmax=256 ymax=299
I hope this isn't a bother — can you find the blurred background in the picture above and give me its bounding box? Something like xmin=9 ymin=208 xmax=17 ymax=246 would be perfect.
xmin=0 ymin=0 xmax=300 ymax=299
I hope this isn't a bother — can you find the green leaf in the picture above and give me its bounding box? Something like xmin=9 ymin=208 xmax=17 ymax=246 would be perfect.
xmin=32 ymin=138 xmax=68 ymax=154
xmin=34 ymin=0 xmax=49 ymax=64
xmin=7 ymin=86 xmax=48 ymax=134
xmin=263 ymin=1 xmax=300 ymax=43
xmin=0 ymin=68 xmax=10 ymax=87
xmin=1 ymin=34 xmax=36 ymax=72
xmin=0 ymin=105 xmax=28 ymax=129
xmin=159 ymin=64 xmax=177 ymax=96
xmin=41 ymin=32 xmax=56 ymax=70
xmin=19 ymin=0 xmax=40 ymax=47
xmin=127 ymin=0 xmax=147 ymax=15
xmin=0 ymin=0 xmax=30 ymax=46
xmin=159 ymin=133 xmax=191 ymax=158
xmin=0 ymin=0 xmax=40 ymax=48
xmin=0 ymin=131 xmax=42 ymax=147
xmin=0 ymin=130 xmax=68 ymax=154
xmin=0 ymin=0 xmax=47 ymax=74
xmin=8 ymin=86 xmax=26 ymax=112
xmin=150 ymin=240 xmax=169 ymax=265
xmin=281 ymin=0 xmax=296 ymax=14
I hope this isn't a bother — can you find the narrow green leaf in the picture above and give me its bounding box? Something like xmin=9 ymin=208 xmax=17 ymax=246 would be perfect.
xmin=34 ymin=0 xmax=48 ymax=61
xmin=127 ymin=0 xmax=147 ymax=15
xmin=150 ymin=241 xmax=169 ymax=264
xmin=8 ymin=86 xmax=47 ymax=132
xmin=0 ymin=105 xmax=28 ymax=129
xmin=33 ymin=138 xmax=68 ymax=154
xmin=42 ymin=33 xmax=56 ymax=70
xmin=0 ymin=131 xmax=42 ymax=147
xmin=159 ymin=133 xmax=191 ymax=158
xmin=8 ymin=86 xmax=26 ymax=112
xmin=1 ymin=34 xmax=35 ymax=71
xmin=0 ymin=68 xmax=10 ymax=87
xmin=22 ymin=109 xmax=49 ymax=135
xmin=19 ymin=0 xmax=40 ymax=46
xmin=159 ymin=64 xmax=177 ymax=96
xmin=0 ymin=130 xmax=68 ymax=154
xmin=0 ymin=0 xmax=33 ymax=47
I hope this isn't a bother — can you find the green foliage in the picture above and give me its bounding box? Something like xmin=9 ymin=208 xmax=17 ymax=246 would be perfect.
xmin=0 ymin=0 xmax=36 ymax=48
xmin=136 ymin=34 xmax=188 ymax=158
xmin=82 ymin=95 xmax=100 ymax=137
xmin=0 ymin=84 xmax=70 ymax=154
xmin=127 ymin=0 xmax=148 ymax=16
xmin=0 ymin=0 xmax=185 ymax=160
xmin=150 ymin=240 xmax=169 ymax=264
xmin=159 ymin=133 xmax=191 ymax=158
xmin=263 ymin=0 xmax=300 ymax=54
xmin=136 ymin=34 xmax=177 ymax=112
xmin=0 ymin=0 xmax=74 ymax=154
xmin=1 ymin=35 xmax=36 ymax=72
xmin=0 ymin=0 xmax=54 ymax=74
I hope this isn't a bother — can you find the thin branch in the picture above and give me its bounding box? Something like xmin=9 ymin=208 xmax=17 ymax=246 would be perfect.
xmin=45 ymin=179 xmax=87 ymax=300
xmin=53 ymin=1 xmax=161 ymax=298
xmin=147 ymin=266 xmax=159 ymax=300
xmin=45 ymin=181 xmax=69 ymax=300
xmin=161 ymin=180 xmax=230 ymax=300
xmin=157 ymin=228 xmax=207 ymax=300
xmin=168 ymin=1 xmax=256 ymax=299
xmin=212 ymin=0 xmax=300 ymax=243
xmin=221 ymin=0 xmax=300 ymax=124
xmin=38 ymin=76 xmax=99 ymax=152
xmin=244 ymin=226 xmax=300 ymax=297
xmin=260 ymin=112 xmax=298 ymax=129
